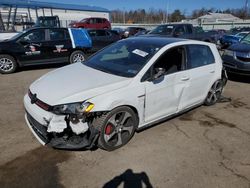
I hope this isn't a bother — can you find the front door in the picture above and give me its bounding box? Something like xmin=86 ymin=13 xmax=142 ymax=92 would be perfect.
xmin=143 ymin=46 xmax=189 ymax=123
xmin=17 ymin=28 xmax=49 ymax=65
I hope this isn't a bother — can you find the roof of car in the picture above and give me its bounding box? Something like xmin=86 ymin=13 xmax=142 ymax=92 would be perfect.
xmin=126 ymin=36 xmax=187 ymax=45
xmin=25 ymin=27 xmax=68 ymax=31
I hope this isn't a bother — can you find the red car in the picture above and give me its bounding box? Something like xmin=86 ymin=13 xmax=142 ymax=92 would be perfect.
xmin=69 ymin=17 xmax=111 ymax=29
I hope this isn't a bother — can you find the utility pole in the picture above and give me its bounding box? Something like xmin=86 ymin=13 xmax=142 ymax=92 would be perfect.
xmin=0 ymin=10 xmax=5 ymax=31
xmin=123 ymin=7 xmax=125 ymax=24
xmin=166 ymin=0 xmax=169 ymax=23
xmin=245 ymin=0 xmax=249 ymax=18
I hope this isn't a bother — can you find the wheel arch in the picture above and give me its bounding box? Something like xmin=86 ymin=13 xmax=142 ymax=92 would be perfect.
xmin=0 ymin=53 xmax=20 ymax=66
xmin=91 ymin=100 xmax=143 ymax=127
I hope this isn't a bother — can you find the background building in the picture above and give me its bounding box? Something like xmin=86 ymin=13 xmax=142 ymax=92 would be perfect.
xmin=0 ymin=0 xmax=110 ymax=31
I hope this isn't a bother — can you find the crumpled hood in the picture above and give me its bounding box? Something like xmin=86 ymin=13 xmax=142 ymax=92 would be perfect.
xmin=228 ymin=43 xmax=250 ymax=53
xmin=30 ymin=63 xmax=132 ymax=105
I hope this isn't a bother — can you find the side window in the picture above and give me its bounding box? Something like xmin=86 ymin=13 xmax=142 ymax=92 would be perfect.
xmin=22 ymin=30 xmax=45 ymax=42
xmin=186 ymin=25 xmax=193 ymax=34
xmin=174 ymin=26 xmax=185 ymax=35
xmin=96 ymin=30 xmax=106 ymax=36
xmin=88 ymin=30 xmax=97 ymax=37
xmin=97 ymin=18 xmax=103 ymax=23
xmin=49 ymin=29 xmax=66 ymax=40
xmin=154 ymin=46 xmax=186 ymax=75
xmin=187 ymin=45 xmax=215 ymax=69
xmin=89 ymin=18 xmax=95 ymax=24
xmin=65 ymin=30 xmax=70 ymax=39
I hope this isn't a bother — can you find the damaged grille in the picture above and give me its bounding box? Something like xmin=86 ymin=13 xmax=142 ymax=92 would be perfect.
xmin=28 ymin=90 xmax=52 ymax=111
xmin=26 ymin=111 xmax=49 ymax=144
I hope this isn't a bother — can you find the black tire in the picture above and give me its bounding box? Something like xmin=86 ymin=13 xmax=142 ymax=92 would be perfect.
xmin=0 ymin=54 xmax=17 ymax=74
xmin=92 ymin=106 xmax=138 ymax=151
xmin=204 ymin=80 xmax=223 ymax=106
xmin=69 ymin=50 xmax=86 ymax=64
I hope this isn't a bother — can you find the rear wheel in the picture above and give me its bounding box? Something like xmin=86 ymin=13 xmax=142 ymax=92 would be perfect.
xmin=204 ymin=80 xmax=223 ymax=106
xmin=93 ymin=106 xmax=137 ymax=151
xmin=0 ymin=55 xmax=17 ymax=74
xmin=69 ymin=50 xmax=86 ymax=64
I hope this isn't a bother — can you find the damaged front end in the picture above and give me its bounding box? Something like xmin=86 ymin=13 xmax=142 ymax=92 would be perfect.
xmin=25 ymin=92 xmax=101 ymax=150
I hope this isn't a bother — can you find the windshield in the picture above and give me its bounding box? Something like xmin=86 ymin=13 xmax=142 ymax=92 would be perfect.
xmin=240 ymin=33 xmax=250 ymax=44
xmin=9 ymin=30 xmax=27 ymax=40
xmin=149 ymin=25 xmax=174 ymax=35
xmin=84 ymin=40 xmax=163 ymax=77
xmin=236 ymin=32 xmax=248 ymax=38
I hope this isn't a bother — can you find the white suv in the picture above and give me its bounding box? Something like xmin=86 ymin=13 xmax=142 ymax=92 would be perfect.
xmin=24 ymin=37 xmax=226 ymax=151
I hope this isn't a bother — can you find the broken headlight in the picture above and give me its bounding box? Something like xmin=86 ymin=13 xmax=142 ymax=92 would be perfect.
xmin=52 ymin=102 xmax=94 ymax=115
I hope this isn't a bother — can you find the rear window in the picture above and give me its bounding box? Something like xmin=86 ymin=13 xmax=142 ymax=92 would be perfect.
xmin=187 ymin=45 xmax=215 ymax=69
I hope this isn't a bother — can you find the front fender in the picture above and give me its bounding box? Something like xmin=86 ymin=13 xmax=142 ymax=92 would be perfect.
xmin=89 ymin=85 xmax=145 ymax=125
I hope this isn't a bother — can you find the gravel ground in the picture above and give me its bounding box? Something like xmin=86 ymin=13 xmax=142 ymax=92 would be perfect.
xmin=0 ymin=65 xmax=250 ymax=188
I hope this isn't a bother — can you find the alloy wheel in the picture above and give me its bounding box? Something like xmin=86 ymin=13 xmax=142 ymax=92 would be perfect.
xmin=0 ymin=58 xmax=14 ymax=72
xmin=104 ymin=111 xmax=134 ymax=147
xmin=73 ymin=53 xmax=85 ymax=63
xmin=206 ymin=80 xmax=223 ymax=104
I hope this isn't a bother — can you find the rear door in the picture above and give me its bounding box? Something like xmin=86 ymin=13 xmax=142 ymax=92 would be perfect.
xmin=178 ymin=44 xmax=216 ymax=110
xmin=47 ymin=28 xmax=72 ymax=63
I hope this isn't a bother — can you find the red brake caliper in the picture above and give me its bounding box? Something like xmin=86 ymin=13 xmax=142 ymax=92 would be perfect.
xmin=105 ymin=124 xmax=112 ymax=135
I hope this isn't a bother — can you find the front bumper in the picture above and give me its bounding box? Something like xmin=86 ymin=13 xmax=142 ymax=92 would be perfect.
xmin=222 ymin=55 xmax=250 ymax=76
xmin=24 ymin=94 xmax=98 ymax=150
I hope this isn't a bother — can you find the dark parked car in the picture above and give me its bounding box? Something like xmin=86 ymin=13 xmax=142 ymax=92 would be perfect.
xmin=112 ymin=27 xmax=125 ymax=38
xmin=34 ymin=16 xmax=60 ymax=28
xmin=222 ymin=32 xmax=250 ymax=76
xmin=0 ymin=27 xmax=91 ymax=74
xmin=206 ymin=29 xmax=226 ymax=43
xmin=87 ymin=29 xmax=120 ymax=52
xmin=147 ymin=23 xmax=218 ymax=43
xmin=69 ymin=17 xmax=111 ymax=29
xmin=220 ymin=32 xmax=248 ymax=49
xmin=122 ymin=27 xmax=146 ymax=38
xmin=230 ymin=27 xmax=250 ymax=34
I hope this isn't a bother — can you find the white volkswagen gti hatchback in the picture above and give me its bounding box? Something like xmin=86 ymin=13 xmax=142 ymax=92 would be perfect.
xmin=24 ymin=37 xmax=227 ymax=151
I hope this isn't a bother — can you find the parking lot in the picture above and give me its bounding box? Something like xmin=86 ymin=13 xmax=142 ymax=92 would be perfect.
xmin=0 ymin=65 xmax=249 ymax=188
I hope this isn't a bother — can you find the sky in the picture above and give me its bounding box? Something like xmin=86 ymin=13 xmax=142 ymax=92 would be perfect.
xmin=37 ymin=0 xmax=247 ymax=14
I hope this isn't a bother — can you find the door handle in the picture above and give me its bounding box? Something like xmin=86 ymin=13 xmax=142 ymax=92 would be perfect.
xmin=181 ymin=77 xmax=190 ymax=81
xmin=210 ymin=70 xmax=215 ymax=73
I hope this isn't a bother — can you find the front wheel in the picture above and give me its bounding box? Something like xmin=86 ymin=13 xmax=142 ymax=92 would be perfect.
xmin=93 ymin=106 xmax=138 ymax=151
xmin=204 ymin=80 xmax=223 ymax=106
xmin=69 ymin=50 xmax=86 ymax=64
xmin=0 ymin=55 xmax=17 ymax=74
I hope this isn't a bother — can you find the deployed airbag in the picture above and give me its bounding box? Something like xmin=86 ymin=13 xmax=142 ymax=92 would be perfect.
xmin=47 ymin=115 xmax=67 ymax=133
